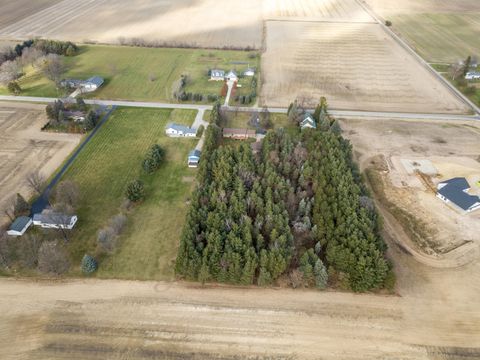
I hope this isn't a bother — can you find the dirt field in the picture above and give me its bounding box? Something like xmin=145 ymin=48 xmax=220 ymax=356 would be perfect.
xmin=0 ymin=0 xmax=61 ymax=28
xmin=0 ymin=102 xmax=80 ymax=227
xmin=364 ymin=0 xmax=480 ymax=16
xmin=261 ymin=21 xmax=469 ymax=113
xmin=340 ymin=117 xmax=480 ymax=267
xmin=0 ymin=0 xmax=263 ymax=49
xmin=263 ymin=0 xmax=373 ymax=22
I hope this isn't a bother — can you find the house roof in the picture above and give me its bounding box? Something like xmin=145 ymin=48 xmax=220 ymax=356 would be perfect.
xmin=300 ymin=114 xmax=317 ymax=128
xmin=211 ymin=69 xmax=225 ymax=77
xmin=226 ymin=70 xmax=238 ymax=77
xmin=189 ymin=149 xmax=201 ymax=158
xmin=437 ymin=178 xmax=480 ymax=211
xmin=166 ymin=123 xmax=196 ymax=134
xmin=9 ymin=216 xmax=31 ymax=232
xmin=86 ymin=76 xmax=104 ymax=86
xmin=244 ymin=68 xmax=255 ymax=73
xmin=33 ymin=213 xmax=76 ymax=225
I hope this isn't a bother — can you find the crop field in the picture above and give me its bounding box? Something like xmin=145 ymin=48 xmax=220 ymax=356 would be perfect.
xmin=263 ymin=0 xmax=373 ymax=22
xmin=0 ymin=0 xmax=262 ymax=49
xmin=261 ymin=21 xmax=469 ymax=113
xmin=365 ymin=0 xmax=480 ymax=63
xmin=0 ymin=45 xmax=259 ymax=102
xmin=60 ymin=107 xmax=197 ymax=280
xmin=0 ymin=102 xmax=80 ymax=228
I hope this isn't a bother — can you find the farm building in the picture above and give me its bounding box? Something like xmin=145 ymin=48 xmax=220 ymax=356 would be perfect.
xmin=300 ymin=114 xmax=317 ymax=130
xmin=243 ymin=68 xmax=256 ymax=77
xmin=64 ymin=111 xmax=86 ymax=122
xmin=60 ymin=76 xmax=104 ymax=92
xmin=33 ymin=213 xmax=78 ymax=230
xmin=188 ymin=150 xmax=201 ymax=168
xmin=436 ymin=177 xmax=480 ymax=213
xmin=223 ymin=128 xmax=256 ymax=140
xmin=226 ymin=70 xmax=239 ymax=82
xmin=210 ymin=69 xmax=225 ymax=81
xmin=165 ymin=123 xmax=197 ymax=137
xmin=7 ymin=216 xmax=32 ymax=237
xmin=465 ymin=71 xmax=480 ymax=80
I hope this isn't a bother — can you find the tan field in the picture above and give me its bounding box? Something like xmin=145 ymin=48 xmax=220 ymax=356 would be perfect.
xmin=0 ymin=102 xmax=80 ymax=227
xmin=0 ymin=0 xmax=61 ymax=28
xmin=261 ymin=21 xmax=469 ymax=113
xmin=0 ymin=0 xmax=263 ymax=49
xmin=364 ymin=0 xmax=480 ymax=62
xmin=341 ymin=117 xmax=480 ymax=267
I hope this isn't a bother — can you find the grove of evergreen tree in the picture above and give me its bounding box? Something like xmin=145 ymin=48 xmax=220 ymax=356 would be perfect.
xmin=176 ymin=99 xmax=390 ymax=292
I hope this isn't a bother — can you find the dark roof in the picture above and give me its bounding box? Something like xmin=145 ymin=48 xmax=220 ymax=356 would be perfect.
xmin=86 ymin=76 xmax=104 ymax=86
xmin=9 ymin=216 xmax=31 ymax=232
xmin=189 ymin=149 xmax=201 ymax=158
xmin=438 ymin=178 xmax=480 ymax=211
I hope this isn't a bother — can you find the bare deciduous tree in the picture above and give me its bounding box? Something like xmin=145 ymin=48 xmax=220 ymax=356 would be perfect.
xmin=21 ymin=47 xmax=45 ymax=67
xmin=26 ymin=170 xmax=45 ymax=195
xmin=40 ymin=54 xmax=65 ymax=84
xmin=110 ymin=214 xmax=127 ymax=235
xmin=97 ymin=227 xmax=116 ymax=253
xmin=54 ymin=180 xmax=80 ymax=210
xmin=0 ymin=60 xmax=21 ymax=85
xmin=37 ymin=240 xmax=70 ymax=275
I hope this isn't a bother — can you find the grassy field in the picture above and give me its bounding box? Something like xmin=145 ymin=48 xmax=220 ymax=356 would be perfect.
xmin=0 ymin=45 xmax=259 ymax=102
xmin=204 ymin=110 xmax=290 ymax=129
xmin=61 ymin=107 xmax=197 ymax=280
xmin=391 ymin=13 xmax=480 ymax=63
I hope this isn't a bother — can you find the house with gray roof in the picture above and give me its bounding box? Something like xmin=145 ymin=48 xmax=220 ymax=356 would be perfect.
xmin=60 ymin=76 xmax=104 ymax=92
xmin=7 ymin=216 xmax=32 ymax=236
xmin=226 ymin=70 xmax=238 ymax=82
xmin=436 ymin=177 xmax=480 ymax=213
xmin=33 ymin=213 xmax=78 ymax=230
xmin=210 ymin=69 xmax=225 ymax=81
xmin=300 ymin=113 xmax=317 ymax=130
xmin=165 ymin=123 xmax=197 ymax=137
xmin=188 ymin=149 xmax=201 ymax=168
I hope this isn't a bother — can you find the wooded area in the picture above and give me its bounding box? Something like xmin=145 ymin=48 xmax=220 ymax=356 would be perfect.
xmin=176 ymin=101 xmax=391 ymax=292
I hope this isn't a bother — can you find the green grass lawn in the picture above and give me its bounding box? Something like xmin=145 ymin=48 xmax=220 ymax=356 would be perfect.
xmin=61 ymin=107 xmax=198 ymax=280
xmin=204 ymin=110 xmax=290 ymax=129
xmin=391 ymin=13 xmax=480 ymax=63
xmin=0 ymin=45 xmax=259 ymax=103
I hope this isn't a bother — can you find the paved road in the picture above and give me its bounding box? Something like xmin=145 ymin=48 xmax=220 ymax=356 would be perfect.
xmin=1 ymin=95 xmax=479 ymax=121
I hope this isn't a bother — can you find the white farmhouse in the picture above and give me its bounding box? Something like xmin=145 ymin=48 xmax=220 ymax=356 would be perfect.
xmin=243 ymin=68 xmax=255 ymax=77
xmin=210 ymin=69 xmax=225 ymax=81
xmin=165 ymin=123 xmax=197 ymax=137
xmin=226 ymin=70 xmax=238 ymax=82
xmin=465 ymin=71 xmax=480 ymax=80
xmin=81 ymin=76 xmax=104 ymax=91
xmin=33 ymin=213 xmax=78 ymax=230
xmin=300 ymin=113 xmax=317 ymax=130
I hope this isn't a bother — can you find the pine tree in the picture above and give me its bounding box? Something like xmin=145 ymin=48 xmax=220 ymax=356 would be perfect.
xmin=81 ymin=254 xmax=98 ymax=274
xmin=125 ymin=179 xmax=145 ymax=202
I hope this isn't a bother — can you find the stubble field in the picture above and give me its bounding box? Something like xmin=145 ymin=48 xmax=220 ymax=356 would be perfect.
xmin=261 ymin=21 xmax=469 ymax=113
xmin=365 ymin=0 xmax=480 ymax=63
xmin=0 ymin=102 xmax=80 ymax=227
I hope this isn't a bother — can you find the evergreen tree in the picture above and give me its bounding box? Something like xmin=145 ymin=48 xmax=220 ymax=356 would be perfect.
xmin=125 ymin=179 xmax=145 ymax=202
xmin=81 ymin=254 xmax=98 ymax=274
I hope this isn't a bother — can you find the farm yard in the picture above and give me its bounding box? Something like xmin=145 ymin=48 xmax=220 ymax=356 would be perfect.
xmin=261 ymin=21 xmax=470 ymax=113
xmin=341 ymin=117 xmax=480 ymax=266
xmin=0 ymin=45 xmax=259 ymax=103
xmin=0 ymin=0 xmax=263 ymax=49
xmin=365 ymin=0 xmax=480 ymax=63
xmin=0 ymin=102 xmax=81 ymax=228
xmin=58 ymin=107 xmax=197 ymax=279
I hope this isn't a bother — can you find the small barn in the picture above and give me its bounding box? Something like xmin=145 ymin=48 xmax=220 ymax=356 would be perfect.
xmin=82 ymin=76 xmax=104 ymax=91
xmin=436 ymin=177 xmax=480 ymax=213
xmin=210 ymin=69 xmax=225 ymax=81
xmin=33 ymin=213 xmax=78 ymax=230
xmin=165 ymin=123 xmax=197 ymax=137
xmin=223 ymin=128 xmax=256 ymax=140
xmin=7 ymin=216 xmax=32 ymax=237
xmin=300 ymin=113 xmax=317 ymax=130
xmin=188 ymin=149 xmax=201 ymax=168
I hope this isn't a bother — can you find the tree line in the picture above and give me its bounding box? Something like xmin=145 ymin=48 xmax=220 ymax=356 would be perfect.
xmin=175 ymin=99 xmax=391 ymax=291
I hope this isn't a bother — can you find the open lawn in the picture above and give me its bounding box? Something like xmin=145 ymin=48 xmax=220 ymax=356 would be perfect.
xmin=0 ymin=45 xmax=259 ymax=103
xmin=204 ymin=109 xmax=290 ymax=129
xmin=61 ymin=107 xmax=197 ymax=280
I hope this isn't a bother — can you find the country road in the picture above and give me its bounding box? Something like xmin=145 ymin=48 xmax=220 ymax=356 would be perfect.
xmin=1 ymin=95 xmax=479 ymax=121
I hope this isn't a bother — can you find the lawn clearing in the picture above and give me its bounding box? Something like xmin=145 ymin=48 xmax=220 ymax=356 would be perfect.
xmin=204 ymin=110 xmax=290 ymax=129
xmin=0 ymin=45 xmax=259 ymax=103
xmin=61 ymin=107 xmax=197 ymax=280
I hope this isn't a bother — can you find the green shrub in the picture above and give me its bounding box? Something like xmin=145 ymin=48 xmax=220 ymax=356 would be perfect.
xmin=125 ymin=179 xmax=145 ymax=202
xmin=81 ymin=254 xmax=98 ymax=274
